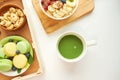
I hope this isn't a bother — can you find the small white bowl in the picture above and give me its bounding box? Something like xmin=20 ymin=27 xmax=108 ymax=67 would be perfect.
xmin=39 ymin=0 xmax=79 ymax=20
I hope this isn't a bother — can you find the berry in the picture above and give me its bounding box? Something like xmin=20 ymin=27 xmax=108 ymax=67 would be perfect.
xmin=61 ymin=0 xmax=66 ymax=3
xmin=47 ymin=1 xmax=51 ymax=5
xmin=9 ymin=57 xmax=13 ymax=60
xmin=25 ymin=52 xmax=30 ymax=58
xmin=8 ymin=39 xmax=13 ymax=42
xmin=44 ymin=6 xmax=48 ymax=11
xmin=41 ymin=0 xmax=44 ymax=5
xmin=16 ymin=41 xmax=19 ymax=44
xmin=12 ymin=66 xmax=17 ymax=71
xmin=16 ymin=50 xmax=20 ymax=55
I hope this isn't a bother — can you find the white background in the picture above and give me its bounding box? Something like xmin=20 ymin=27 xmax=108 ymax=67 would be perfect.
xmin=23 ymin=0 xmax=120 ymax=80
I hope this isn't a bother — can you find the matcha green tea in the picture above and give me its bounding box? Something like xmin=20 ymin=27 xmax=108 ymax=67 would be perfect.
xmin=58 ymin=35 xmax=83 ymax=59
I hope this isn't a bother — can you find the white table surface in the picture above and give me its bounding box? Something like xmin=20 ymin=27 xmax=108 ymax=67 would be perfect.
xmin=22 ymin=0 xmax=120 ymax=80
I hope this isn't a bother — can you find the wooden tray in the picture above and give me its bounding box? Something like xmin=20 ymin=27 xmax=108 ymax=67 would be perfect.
xmin=32 ymin=0 xmax=94 ymax=33
xmin=0 ymin=0 xmax=43 ymax=80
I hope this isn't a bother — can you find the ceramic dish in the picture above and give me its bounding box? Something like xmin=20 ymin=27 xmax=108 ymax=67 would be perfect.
xmin=0 ymin=4 xmax=26 ymax=31
xmin=40 ymin=0 xmax=79 ymax=20
xmin=0 ymin=36 xmax=33 ymax=76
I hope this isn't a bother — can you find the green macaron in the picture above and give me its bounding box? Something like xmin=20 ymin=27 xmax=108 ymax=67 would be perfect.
xmin=0 ymin=59 xmax=12 ymax=72
xmin=16 ymin=41 xmax=30 ymax=54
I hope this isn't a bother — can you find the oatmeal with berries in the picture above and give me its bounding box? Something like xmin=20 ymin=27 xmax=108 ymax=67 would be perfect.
xmin=41 ymin=0 xmax=77 ymax=18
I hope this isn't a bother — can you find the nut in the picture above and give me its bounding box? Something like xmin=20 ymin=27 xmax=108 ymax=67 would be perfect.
xmin=52 ymin=1 xmax=63 ymax=9
xmin=0 ymin=7 xmax=25 ymax=30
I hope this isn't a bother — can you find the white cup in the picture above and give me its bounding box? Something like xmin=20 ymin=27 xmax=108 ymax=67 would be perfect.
xmin=56 ymin=32 xmax=96 ymax=62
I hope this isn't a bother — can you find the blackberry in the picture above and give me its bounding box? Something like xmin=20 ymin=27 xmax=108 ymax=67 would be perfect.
xmin=61 ymin=0 xmax=66 ymax=3
xmin=25 ymin=52 xmax=30 ymax=58
xmin=8 ymin=39 xmax=13 ymax=42
xmin=12 ymin=66 xmax=17 ymax=71
xmin=16 ymin=50 xmax=20 ymax=55
xmin=16 ymin=41 xmax=19 ymax=44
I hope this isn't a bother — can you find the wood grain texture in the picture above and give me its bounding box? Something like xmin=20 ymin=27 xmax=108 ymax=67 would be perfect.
xmin=32 ymin=0 xmax=94 ymax=33
xmin=0 ymin=0 xmax=41 ymax=80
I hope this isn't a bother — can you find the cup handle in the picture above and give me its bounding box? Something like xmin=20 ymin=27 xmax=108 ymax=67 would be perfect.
xmin=87 ymin=40 xmax=97 ymax=47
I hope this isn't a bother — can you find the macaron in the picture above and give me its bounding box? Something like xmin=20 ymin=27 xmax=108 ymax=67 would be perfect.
xmin=3 ymin=42 xmax=17 ymax=57
xmin=0 ymin=48 xmax=5 ymax=58
xmin=13 ymin=54 xmax=27 ymax=69
xmin=17 ymin=41 xmax=30 ymax=53
xmin=0 ymin=59 xmax=12 ymax=72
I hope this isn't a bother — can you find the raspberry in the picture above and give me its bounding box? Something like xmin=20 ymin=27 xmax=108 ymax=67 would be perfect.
xmin=47 ymin=1 xmax=51 ymax=5
xmin=44 ymin=6 xmax=48 ymax=11
xmin=41 ymin=0 xmax=44 ymax=5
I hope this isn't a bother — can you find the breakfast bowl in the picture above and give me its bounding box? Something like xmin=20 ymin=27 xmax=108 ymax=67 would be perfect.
xmin=0 ymin=4 xmax=26 ymax=31
xmin=40 ymin=0 xmax=79 ymax=20
xmin=0 ymin=36 xmax=33 ymax=76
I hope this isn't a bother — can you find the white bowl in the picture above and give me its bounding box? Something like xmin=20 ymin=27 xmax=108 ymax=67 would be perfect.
xmin=0 ymin=36 xmax=33 ymax=76
xmin=39 ymin=0 xmax=79 ymax=20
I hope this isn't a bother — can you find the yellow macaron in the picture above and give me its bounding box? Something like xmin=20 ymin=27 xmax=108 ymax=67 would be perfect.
xmin=3 ymin=42 xmax=17 ymax=57
xmin=13 ymin=54 xmax=27 ymax=69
